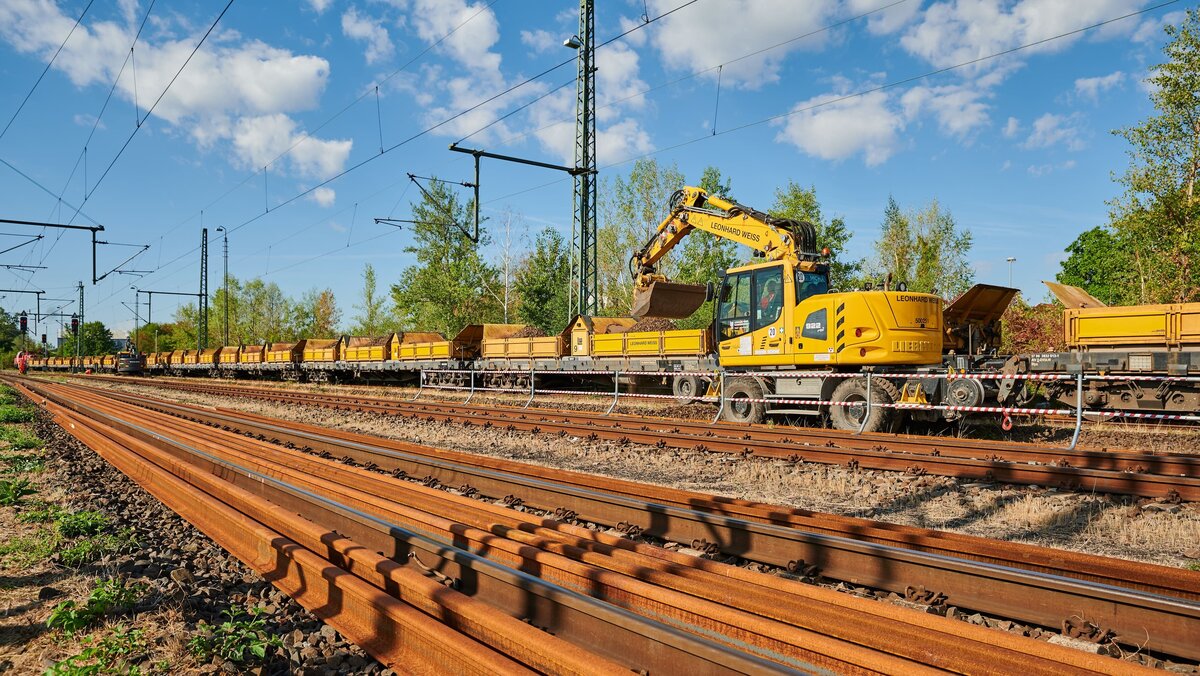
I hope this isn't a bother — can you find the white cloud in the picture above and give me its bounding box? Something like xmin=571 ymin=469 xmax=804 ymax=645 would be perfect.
xmin=899 ymin=0 xmax=1146 ymax=73
xmin=1133 ymin=10 xmax=1186 ymax=43
xmin=231 ymin=114 xmax=352 ymax=180
xmin=1074 ymin=71 xmax=1124 ymax=101
xmin=617 ymin=16 xmax=649 ymax=47
xmin=647 ymin=0 xmax=839 ymax=88
xmin=1023 ymin=113 xmax=1085 ymax=151
xmin=847 ymin=0 xmax=922 ymax=34
xmin=526 ymin=86 xmax=652 ymax=166
xmin=309 ymin=186 xmax=337 ymax=207
xmin=307 ymin=0 xmax=334 ymax=12
xmin=519 ymin=28 xmax=557 ymax=54
xmin=404 ymin=0 xmax=526 ymax=140
xmin=342 ymin=7 xmax=394 ymax=64
xmin=775 ymin=84 xmax=904 ymax=167
xmin=1027 ymin=159 xmax=1076 ymax=176
xmin=1002 ymin=116 xmax=1021 ymax=138
xmin=73 ymin=113 xmax=104 ymax=129
xmin=900 ymin=84 xmax=990 ymax=139
xmin=0 ymin=0 xmax=353 ymax=184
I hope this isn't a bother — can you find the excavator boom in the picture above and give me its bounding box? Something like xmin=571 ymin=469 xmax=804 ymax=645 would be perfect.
xmin=630 ymin=187 xmax=819 ymax=318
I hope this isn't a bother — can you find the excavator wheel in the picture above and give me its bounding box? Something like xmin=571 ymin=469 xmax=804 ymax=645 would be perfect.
xmin=829 ymin=377 xmax=901 ymax=433
xmin=671 ymin=374 xmax=703 ymax=404
xmin=722 ymin=377 xmax=766 ymax=425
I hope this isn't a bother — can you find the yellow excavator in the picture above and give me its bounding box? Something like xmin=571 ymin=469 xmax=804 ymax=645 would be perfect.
xmin=630 ymin=186 xmax=945 ymax=429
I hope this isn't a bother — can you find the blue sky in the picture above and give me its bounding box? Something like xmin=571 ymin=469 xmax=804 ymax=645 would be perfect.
xmin=0 ymin=0 xmax=1189 ymax=339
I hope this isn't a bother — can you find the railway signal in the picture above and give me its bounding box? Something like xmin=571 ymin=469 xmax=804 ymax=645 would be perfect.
xmin=70 ymin=313 xmax=78 ymax=335
xmin=18 ymin=311 xmax=27 ymax=334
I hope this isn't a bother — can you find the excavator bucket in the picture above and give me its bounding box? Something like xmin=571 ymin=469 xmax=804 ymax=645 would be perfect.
xmin=631 ymin=281 xmax=708 ymax=319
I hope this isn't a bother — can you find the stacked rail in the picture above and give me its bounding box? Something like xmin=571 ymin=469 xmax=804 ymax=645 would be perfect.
xmin=13 ymin=376 xmax=1200 ymax=670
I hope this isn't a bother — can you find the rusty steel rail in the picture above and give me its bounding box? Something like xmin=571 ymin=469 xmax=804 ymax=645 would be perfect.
xmin=112 ymin=389 xmax=1200 ymax=604
xmin=79 ymin=375 xmax=1200 ymax=500
xmin=18 ymin=389 xmax=553 ymax=674
xmin=14 ymin=378 xmax=805 ymax=675
xmin=15 ymin=376 xmax=1162 ymax=674
xmin=25 ymin=376 xmax=1200 ymax=665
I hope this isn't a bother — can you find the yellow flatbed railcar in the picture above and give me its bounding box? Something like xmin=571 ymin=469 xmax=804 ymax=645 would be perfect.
xmin=266 ymin=341 xmax=305 ymax=364
xmin=591 ymin=328 xmax=711 ymax=358
xmin=343 ymin=334 xmax=400 ymax=362
xmin=240 ymin=344 xmax=266 ymax=364
xmin=1066 ymin=303 xmax=1200 ymax=349
xmin=303 ymin=338 xmax=341 ymax=363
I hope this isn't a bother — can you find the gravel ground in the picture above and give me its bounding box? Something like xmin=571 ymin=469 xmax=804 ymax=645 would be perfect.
xmin=0 ymin=408 xmax=387 ymax=675
xmin=93 ymin=379 xmax=1200 ymax=569
xmin=123 ymin=374 xmax=1200 ymax=454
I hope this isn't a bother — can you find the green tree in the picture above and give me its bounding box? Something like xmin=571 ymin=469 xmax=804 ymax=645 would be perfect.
xmin=58 ymin=321 xmax=113 ymax=356
xmin=1056 ymin=226 xmax=1136 ymax=305
xmin=292 ymin=288 xmax=341 ymax=338
xmin=514 ymin=227 xmax=572 ymax=334
xmin=768 ymin=180 xmax=859 ymax=289
xmin=868 ymin=197 xmax=974 ymax=298
xmin=130 ymin=322 xmax=178 ymax=353
xmin=597 ymin=158 xmax=687 ymax=314
xmin=0 ymin=309 xmax=22 ymax=352
xmin=238 ymin=279 xmax=293 ymax=343
xmin=350 ymin=264 xmax=388 ymax=335
xmin=1102 ymin=9 xmax=1200 ymax=303
xmin=390 ymin=179 xmax=502 ymax=336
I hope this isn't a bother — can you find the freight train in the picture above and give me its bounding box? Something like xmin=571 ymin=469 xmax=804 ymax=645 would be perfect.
xmin=24 ymin=281 xmax=1200 ymax=431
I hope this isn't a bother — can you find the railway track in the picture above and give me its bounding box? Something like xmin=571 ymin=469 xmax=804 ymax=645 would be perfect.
xmin=78 ymin=374 xmax=1200 ymax=501
xmin=16 ymin=375 xmax=1200 ymax=669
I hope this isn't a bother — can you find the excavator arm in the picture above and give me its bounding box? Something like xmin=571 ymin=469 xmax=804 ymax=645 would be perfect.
xmin=630 ymin=186 xmax=820 ymax=318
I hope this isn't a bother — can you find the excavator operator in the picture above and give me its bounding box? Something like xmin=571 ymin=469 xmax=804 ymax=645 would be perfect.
xmin=758 ymin=278 xmax=782 ymax=325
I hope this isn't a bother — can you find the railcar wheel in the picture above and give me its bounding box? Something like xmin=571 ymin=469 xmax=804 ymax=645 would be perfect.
xmin=671 ymin=374 xmax=703 ymax=404
xmin=829 ymin=377 xmax=900 ymax=433
xmin=721 ymin=377 xmax=766 ymax=425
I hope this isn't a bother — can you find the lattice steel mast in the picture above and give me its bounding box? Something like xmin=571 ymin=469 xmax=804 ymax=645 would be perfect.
xmin=570 ymin=0 xmax=597 ymax=317
xmin=199 ymin=228 xmax=208 ymax=350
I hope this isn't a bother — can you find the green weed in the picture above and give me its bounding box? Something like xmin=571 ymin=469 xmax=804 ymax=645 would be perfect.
xmin=0 ymin=476 xmax=36 ymax=505
xmin=188 ymin=607 xmax=281 ymax=665
xmin=1187 ymin=561 xmax=1200 ymax=572
xmin=46 ymin=625 xmax=146 ymax=675
xmin=0 ymin=528 xmax=56 ymax=566
xmin=57 ymin=511 xmax=109 ymax=538
xmin=17 ymin=500 xmax=63 ymax=523
xmin=59 ymin=528 xmax=138 ymax=568
xmin=2 ymin=452 xmax=44 ymax=473
xmin=0 ymin=404 xmax=34 ymax=424
xmin=0 ymin=426 xmax=42 ymax=450
xmin=47 ymin=578 xmax=143 ymax=634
